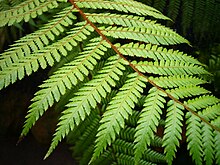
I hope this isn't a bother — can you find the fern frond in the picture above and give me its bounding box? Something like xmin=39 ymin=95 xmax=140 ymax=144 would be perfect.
xmin=73 ymin=113 xmax=100 ymax=157
xmin=21 ymin=37 xmax=109 ymax=137
xmin=150 ymin=75 xmax=207 ymax=88
xmin=119 ymin=126 xmax=136 ymax=142
xmin=113 ymin=139 xmax=166 ymax=163
xmin=115 ymin=153 xmax=156 ymax=165
xmin=181 ymin=0 xmax=194 ymax=34
xmin=186 ymin=95 xmax=220 ymax=111
xmin=101 ymin=26 xmax=188 ymax=45
xmin=117 ymin=43 xmax=199 ymax=64
xmin=201 ymin=123 xmax=215 ymax=165
xmin=167 ymin=0 xmax=181 ymax=21
xmin=119 ymin=126 xmax=163 ymax=148
xmin=153 ymin=0 xmax=166 ymax=12
xmin=186 ymin=111 xmax=218 ymax=165
xmin=166 ymin=85 xmax=210 ymax=99
xmin=86 ymin=13 xmax=188 ymax=45
xmin=75 ymin=0 xmax=169 ymax=20
xmin=0 ymin=0 xmax=63 ymax=27
xmin=214 ymin=131 xmax=220 ymax=165
xmin=0 ymin=6 xmax=76 ymax=69
xmin=45 ymin=55 xmax=127 ymax=158
xmin=186 ymin=112 xmax=203 ymax=165
xmin=134 ymin=87 xmax=166 ymax=164
xmin=66 ymin=110 xmax=99 ymax=143
xmin=200 ymin=104 xmax=220 ymax=121
xmin=132 ymin=60 xmax=208 ymax=76
xmin=92 ymin=73 xmax=146 ymax=161
xmin=1 ymin=0 xmax=220 ymax=164
xmin=0 ymin=22 xmax=94 ymax=90
xmin=79 ymin=145 xmax=96 ymax=165
xmin=163 ymin=101 xmax=184 ymax=164
xmin=193 ymin=0 xmax=205 ymax=36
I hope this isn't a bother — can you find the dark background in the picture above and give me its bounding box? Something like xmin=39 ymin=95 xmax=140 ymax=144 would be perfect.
xmin=0 ymin=70 xmax=76 ymax=165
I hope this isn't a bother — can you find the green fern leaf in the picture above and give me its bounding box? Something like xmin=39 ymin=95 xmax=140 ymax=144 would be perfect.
xmin=117 ymin=43 xmax=199 ymax=64
xmin=166 ymin=85 xmax=210 ymax=99
xmin=101 ymin=26 xmax=188 ymax=45
xmin=116 ymin=153 xmax=156 ymax=165
xmin=134 ymin=87 xmax=166 ymax=164
xmin=186 ymin=95 xmax=220 ymax=111
xmin=113 ymin=139 xmax=166 ymax=163
xmin=86 ymin=13 xmax=188 ymax=45
xmin=0 ymin=0 xmax=220 ymax=164
xmin=132 ymin=60 xmax=208 ymax=76
xmin=73 ymin=112 xmax=100 ymax=158
xmin=45 ymin=55 xmax=127 ymax=158
xmin=150 ymin=75 xmax=206 ymax=88
xmin=193 ymin=0 xmax=205 ymax=37
xmin=0 ymin=22 xmax=94 ymax=90
xmin=0 ymin=0 xmax=62 ymax=27
xmin=120 ymin=126 xmax=163 ymax=148
xmin=182 ymin=0 xmax=194 ymax=34
xmin=200 ymin=104 xmax=220 ymax=121
xmin=163 ymin=101 xmax=184 ymax=164
xmin=201 ymin=123 xmax=215 ymax=165
xmin=75 ymin=0 xmax=169 ymax=20
xmin=186 ymin=112 xmax=203 ymax=165
xmin=214 ymin=131 xmax=220 ymax=165
xmin=21 ymin=38 xmax=109 ymax=137
xmin=92 ymin=73 xmax=146 ymax=162
xmin=0 ymin=6 xmax=76 ymax=69
xmin=167 ymin=0 xmax=181 ymax=21
xmin=153 ymin=0 xmax=166 ymax=12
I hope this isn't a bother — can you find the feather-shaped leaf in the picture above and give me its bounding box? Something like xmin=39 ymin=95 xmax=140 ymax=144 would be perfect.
xmin=201 ymin=123 xmax=215 ymax=165
xmin=186 ymin=112 xmax=203 ymax=165
xmin=21 ymin=38 xmax=109 ymax=137
xmin=134 ymin=87 xmax=166 ymax=164
xmin=45 ymin=55 xmax=127 ymax=158
xmin=200 ymin=104 xmax=220 ymax=121
xmin=117 ymin=43 xmax=199 ymax=64
xmin=0 ymin=0 xmax=220 ymax=164
xmin=166 ymin=85 xmax=210 ymax=99
xmin=186 ymin=95 xmax=220 ymax=111
xmin=101 ymin=26 xmax=188 ymax=45
xmin=0 ymin=6 xmax=76 ymax=69
xmin=92 ymin=73 xmax=146 ymax=161
xmin=75 ymin=0 xmax=169 ymax=20
xmin=0 ymin=22 xmax=94 ymax=90
xmin=163 ymin=101 xmax=184 ymax=164
xmin=0 ymin=0 xmax=61 ymax=27
xmin=214 ymin=131 xmax=220 ymax=165
xmin=113 ymin=139 xmax=166 ymax=163
xmin=132 ymin=60 xmax=208 ymax=76
xmin=150 ymin=75 xmax=206 ymax=88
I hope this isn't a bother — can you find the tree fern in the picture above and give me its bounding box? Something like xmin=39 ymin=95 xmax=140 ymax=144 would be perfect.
xmin=0 ymin=0 xmax=220 ymax=165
